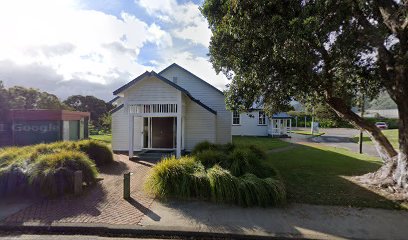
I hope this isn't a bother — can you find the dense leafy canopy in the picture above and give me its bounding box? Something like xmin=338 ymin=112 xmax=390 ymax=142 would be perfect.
xmin=64 ymin=95 xmax=113 ymax=128
xmin=0 ymin=82 xmax=65 ymax=111
xmin=201 ymin=0 xmax=384 ymax=114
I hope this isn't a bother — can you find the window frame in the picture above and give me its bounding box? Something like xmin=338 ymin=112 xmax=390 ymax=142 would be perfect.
xmin=232 ymin=111 xmax=241 ymax=125
xmin=258 ymin=111 xmax=267 ymax=125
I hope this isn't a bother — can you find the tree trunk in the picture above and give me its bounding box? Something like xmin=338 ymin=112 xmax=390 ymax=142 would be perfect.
xmin=393 ymin=94 xmax=408 ymax=189
xmin=325 ymin=96 xmax=398 ymax=161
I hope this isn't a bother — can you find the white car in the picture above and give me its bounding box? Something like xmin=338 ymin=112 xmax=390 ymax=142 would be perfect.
xmin=375 ymin=122 xmax=388 ymax=129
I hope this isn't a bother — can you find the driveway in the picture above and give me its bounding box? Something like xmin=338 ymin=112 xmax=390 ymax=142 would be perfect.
xmin=289 ymin=128 xmax=380 ymax=157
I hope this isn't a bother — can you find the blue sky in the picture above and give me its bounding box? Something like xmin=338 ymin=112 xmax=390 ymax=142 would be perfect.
xmin=0 ymin=0 xmax=228 ymax=100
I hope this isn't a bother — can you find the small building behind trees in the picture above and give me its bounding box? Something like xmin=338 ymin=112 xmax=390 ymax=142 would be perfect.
xmin=0 ymin=109 xmax=90 ymax=147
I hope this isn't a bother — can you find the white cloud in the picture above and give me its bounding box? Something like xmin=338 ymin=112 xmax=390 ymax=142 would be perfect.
xmin=136 ymin=0 xmax=211 ymax=47
xmin=0 ymin=0 xmax=172 ymax=85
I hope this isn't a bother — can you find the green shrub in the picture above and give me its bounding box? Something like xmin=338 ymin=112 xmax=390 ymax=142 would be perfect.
xmin=0 ymin=140 xmax=108 ymax=197
xmin=191 ymin=141 xmax=217 ymax=155
xmin=145 ymin=156 xmax=211 ymax=199
xmin=248 ymin=145 xmax=266 ymax=160
xmin=207 ymin=165 xmax=239 ymax=203
xmin=145 ymin=141 xmax=286 ymax=207
xmin=237 ymin=174 xmax=286 ymax=207
xmin=76 ymin=140 xmax=113 ymax=166
xmin=28 ymin=150 xmax=97 ymax=196
xmin=223 ymin=148 xmax=276 ymax=178
xmin=195 ymin=149 xmax=228 ymax=168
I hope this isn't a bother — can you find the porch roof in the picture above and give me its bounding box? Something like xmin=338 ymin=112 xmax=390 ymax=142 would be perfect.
xmin=271 ymin=112 xmax=292 ymax=119
xmin=112 ymin=71 xmax=217 ymax=115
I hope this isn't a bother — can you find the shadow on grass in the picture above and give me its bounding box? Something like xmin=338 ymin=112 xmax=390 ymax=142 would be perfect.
xmin=266 ymin=142 xmax=403 ymax=209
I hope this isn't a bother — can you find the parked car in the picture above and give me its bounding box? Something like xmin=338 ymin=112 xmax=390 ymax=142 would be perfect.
xmin=375 ymin=122 xmax=388 ymax=129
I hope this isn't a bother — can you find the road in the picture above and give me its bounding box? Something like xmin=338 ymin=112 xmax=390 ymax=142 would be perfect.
xmin=0 ymin=235 xmax=175 ymax=240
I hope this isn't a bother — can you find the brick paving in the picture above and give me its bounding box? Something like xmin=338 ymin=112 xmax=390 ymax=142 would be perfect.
xmin=2 ymin=154 xmax=157 ymax=225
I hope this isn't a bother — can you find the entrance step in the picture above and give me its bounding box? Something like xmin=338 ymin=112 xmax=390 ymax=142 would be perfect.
xmin=133 ymin=150 xmax=175 ymax=161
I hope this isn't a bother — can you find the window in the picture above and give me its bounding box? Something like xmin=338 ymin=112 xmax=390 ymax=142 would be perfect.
xmin=258 ymin=111 xmax=266 ymax=125
xmin=232 ymin=111 xmax=240 ymax=125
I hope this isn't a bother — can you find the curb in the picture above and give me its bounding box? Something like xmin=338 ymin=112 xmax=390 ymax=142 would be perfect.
xmin=0 ymin=223 xmax=323 ymax=240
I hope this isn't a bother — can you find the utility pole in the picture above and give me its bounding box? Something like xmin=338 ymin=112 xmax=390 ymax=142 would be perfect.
xmin=359 ymin=94 xmax=365 ymax=154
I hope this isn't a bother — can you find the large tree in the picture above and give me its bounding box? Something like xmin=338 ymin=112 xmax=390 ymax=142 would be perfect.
xmin=6 ymin=86 xmax=64 ymax=110
xmin=64 ymin=95 xmax=113 ymax=128
xmin=201 ymin=0 xmax=408 ymax=189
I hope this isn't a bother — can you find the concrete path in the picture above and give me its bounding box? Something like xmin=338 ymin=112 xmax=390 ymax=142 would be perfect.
xmin=140 ymin=200 xmax=408 ymax=240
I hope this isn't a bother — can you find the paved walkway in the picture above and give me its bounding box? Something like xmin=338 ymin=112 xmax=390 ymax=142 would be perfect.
xmin=2 ymin=149 xmax=408 ymax=239
xmin=140 ymin=200 xmax=408 ymax=240
xmin=1 ymin=155 xmax=155 ymax=225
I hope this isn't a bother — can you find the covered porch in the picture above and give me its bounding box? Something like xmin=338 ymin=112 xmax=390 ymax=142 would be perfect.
xmin=127 ymin=92 xmax=185 ymax=158
xmin=268 ymin=113 xmax=292 ymax=137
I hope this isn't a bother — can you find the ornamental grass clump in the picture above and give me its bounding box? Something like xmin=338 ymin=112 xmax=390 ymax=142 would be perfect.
xmin=145 ymin=156 xmax=211 ymax=200
xmin=145 ymin=141 xmax=286 ymax=207
xmin=76 ymin=140 xmax=114 ymax=166
xmin=0 ymin=139 xmax=109 ymax=197
xmin=28 ymin=150 xmax=97 ymax=196
xmin=237 ymin=174 xmax=286 ymax=207
xmin=195 ymin=149 xmax=228 ymax=168
xmin=207 ymin=165 xmax=239 ymax=204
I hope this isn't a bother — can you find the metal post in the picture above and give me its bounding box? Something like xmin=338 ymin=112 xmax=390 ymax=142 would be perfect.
xmin=123 ymin=172 xmax=131 ymax=199
xmin=359 ymin=94 xmax=365 ymax=154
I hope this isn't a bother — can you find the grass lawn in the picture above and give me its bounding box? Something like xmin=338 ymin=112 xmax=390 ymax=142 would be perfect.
xmin=266 ymin=142 xmax=404 ymax=209
xmin=90 ymin=134 xmax=112 ymax=144
xmin=291 ymin=130 xmax=325 ymax=136
xmin=233 ymin=136 xmax=290 ymax=151
xmin=353 ymin=129 xmax=398 ymax=149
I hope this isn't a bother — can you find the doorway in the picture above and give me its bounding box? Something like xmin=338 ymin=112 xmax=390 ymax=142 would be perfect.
xmin=143 ymin=117 xmax=176 ymax=149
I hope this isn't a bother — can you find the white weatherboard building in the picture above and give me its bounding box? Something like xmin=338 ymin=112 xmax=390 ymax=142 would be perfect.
xmin=110 ymin=63 xmax=231 ymax=158
xmin=231 ymin=110 xmax=292 ymax=136
xmin=110 ymin=63 xmax=292 ymax=158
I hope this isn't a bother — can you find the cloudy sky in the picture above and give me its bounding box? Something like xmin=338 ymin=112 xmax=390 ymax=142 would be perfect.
xmin=0 ymin=0 xmax=228 ymax=101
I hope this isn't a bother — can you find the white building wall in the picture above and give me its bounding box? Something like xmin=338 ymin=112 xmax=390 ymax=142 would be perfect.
xmin=231 ymin=111 xmax=269 ymax=136
xmin=124 ymin=76 xmax=178 ymax=102
xmin=111 ymin=107 xmax=142 ymax=151
xmin=159 ymin=66 xmax=231 ymax=144
xmin=184 ymin=97 xmax=216 ymax=151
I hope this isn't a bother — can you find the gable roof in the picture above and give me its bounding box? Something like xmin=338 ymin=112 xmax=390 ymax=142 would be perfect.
xmin=112 ymin=71 xmax=217 ymax=115
xmin=108 ymin=96 xmax=120 ymax=104
xmin=110 ymin=104 xmax=124 ymax=114
xmin=159 ymin=63 xmax=224 ymax=95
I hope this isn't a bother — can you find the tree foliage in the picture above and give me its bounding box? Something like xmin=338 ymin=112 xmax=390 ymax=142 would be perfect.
xmin=202 ymin=0 xmax=408 ymax=189
xmin=1 ymin=84 xmax=66 ymax=110
xmin=64 ymin=95 xmax=113 ymax=129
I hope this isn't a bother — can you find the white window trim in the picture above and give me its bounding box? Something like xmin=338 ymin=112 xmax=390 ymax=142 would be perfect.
xmin=258 ymin=111 xmax=267 ymax=126
xmin=232 ymin=111 xmax=241 ymax=125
